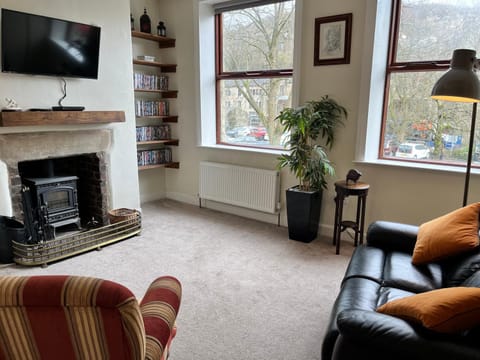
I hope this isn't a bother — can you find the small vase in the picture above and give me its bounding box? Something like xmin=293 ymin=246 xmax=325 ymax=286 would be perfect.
xmin=140 ymin=8 xmax=151 ymax=34
xmin=157 ymin=21 xmax=166 ymax=37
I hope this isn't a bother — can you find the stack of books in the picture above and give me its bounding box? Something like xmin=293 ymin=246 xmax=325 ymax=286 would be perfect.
xmin=135 ymin=100 xmax=169 ymax=116
xmin=136 ymin=125 xmax=171 ymax=141
xmin=133 ymin=72 xmax=168 ymax=90
xmin=137 ymin=148 xmax=172 ymax=166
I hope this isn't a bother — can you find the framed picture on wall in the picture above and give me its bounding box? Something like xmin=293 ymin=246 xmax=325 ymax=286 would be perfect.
xmin=314 ymin=13 xmax=352 ymax=66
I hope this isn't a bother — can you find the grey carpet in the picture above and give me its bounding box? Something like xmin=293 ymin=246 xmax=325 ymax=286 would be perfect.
xmin=1 ymin=199 xmax=354 ymax=360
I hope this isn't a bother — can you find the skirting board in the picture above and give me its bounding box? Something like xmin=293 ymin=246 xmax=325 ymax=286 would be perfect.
xmin=164 ymin=192 xmax=363 ymax=243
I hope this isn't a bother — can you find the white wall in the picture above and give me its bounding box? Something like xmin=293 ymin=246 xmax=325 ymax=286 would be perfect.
xmin=0 ymin=0 xmax=140 ymax=212
xmin=160 ymin=0 xmax=480 ymax=237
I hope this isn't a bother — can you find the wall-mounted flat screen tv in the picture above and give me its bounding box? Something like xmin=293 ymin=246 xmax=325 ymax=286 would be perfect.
xmin=1 ymin=9 xmax=101 ymax=79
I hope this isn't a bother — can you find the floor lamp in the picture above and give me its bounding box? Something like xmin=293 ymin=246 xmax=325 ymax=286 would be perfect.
xmin=431 ymin=49 xmax=480 ymax=206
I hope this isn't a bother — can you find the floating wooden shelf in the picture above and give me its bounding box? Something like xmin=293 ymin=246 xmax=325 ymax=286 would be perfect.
xmin=138 ymin=162 xmax=179 ymax=170
xmin=133 ymin=89 xmax=178 ymax=98
xmin=136 ymin=115 xmax=178 ymax=123
xmin=133 ymin=59 xmax=177 ymax=72
xmin=0 ymin=111 xmax=125 ymax=127
xmin=131 ymin=31 xmax=175 ymax=48
xmin=137 ymin=139 xmax=179 ymax=146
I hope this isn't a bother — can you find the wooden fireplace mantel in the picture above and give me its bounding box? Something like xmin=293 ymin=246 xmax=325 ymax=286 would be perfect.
xmin=0 ymin=110 xmax=125 ymax=127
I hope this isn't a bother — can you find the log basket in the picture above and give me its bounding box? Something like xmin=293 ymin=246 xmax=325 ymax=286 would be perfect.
xmin=108 ymin=208 xmax=139 ymax=224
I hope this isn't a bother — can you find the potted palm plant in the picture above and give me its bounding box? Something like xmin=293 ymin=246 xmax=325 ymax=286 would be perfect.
xmin=277 ymin=96 xmax=347 ymax=242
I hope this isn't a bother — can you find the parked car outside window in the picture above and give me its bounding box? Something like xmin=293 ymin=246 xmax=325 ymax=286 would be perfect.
xmin=226 ymin=126 xmax=251 ymax=138
xmin=395 ymin=143 xmax=430 ymax=159
xmin=249 ymin=127 xmax=267 ymax=140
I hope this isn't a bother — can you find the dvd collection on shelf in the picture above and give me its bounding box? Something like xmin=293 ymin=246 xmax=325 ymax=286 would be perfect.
xmin=136 ymin=124 xmax=171 ymax=141
xmin=137 ymin=148 xmax=173 ymax=166
xmin=135 ymin=99 xmax=169 ymax=117
xmin=133 ymin=72 xmax=169 ymax=91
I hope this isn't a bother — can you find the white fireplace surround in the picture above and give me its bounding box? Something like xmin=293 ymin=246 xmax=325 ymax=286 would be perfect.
xmin=0 ymin=129 xmax=112 ymax=216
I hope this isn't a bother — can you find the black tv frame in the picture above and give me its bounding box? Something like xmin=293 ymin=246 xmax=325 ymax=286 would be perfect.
xmin=1 ymin=8 xmax=101 ymax=80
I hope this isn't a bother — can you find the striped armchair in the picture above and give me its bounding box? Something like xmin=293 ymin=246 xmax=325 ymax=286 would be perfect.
xmin=0 ymin=275 xmax=181 ymax=360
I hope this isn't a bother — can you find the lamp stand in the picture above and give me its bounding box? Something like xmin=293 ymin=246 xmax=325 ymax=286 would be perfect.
xmin=464 ymin=102 xmax=478 ymax=206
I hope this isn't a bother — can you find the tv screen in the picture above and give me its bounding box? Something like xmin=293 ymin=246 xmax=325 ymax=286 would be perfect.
xmin=1 ymin=9 xmax=101 ymax=79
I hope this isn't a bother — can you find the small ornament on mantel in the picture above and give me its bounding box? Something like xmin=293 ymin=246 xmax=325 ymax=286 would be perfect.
xmin=157 ymin=21 xmax=166 ymax=37
xmin=2 ymin=97 xmax=21 ymax=111
xmin=140 ymin=8 xmax=151 ymax=34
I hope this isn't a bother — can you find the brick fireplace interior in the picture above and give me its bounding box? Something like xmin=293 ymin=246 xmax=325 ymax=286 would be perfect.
xmin=17 ymin=153 xmax=109 ymax=231
xmin=0 ymin=129 xmax=112 ymax=240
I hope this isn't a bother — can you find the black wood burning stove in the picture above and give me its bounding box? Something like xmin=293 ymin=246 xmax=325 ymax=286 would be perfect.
xmin=22 ymin=176 xmax=81 ymax=242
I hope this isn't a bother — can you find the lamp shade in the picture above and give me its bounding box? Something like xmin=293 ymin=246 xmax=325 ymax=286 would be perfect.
xmin=431 ymin=49 xmax=480 ymax=103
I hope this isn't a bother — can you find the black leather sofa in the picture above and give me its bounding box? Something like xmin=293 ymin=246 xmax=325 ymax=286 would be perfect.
xmin=322 ymin=220 xmax=480 ymax=360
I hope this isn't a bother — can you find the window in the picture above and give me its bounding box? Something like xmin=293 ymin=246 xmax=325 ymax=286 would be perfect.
xmin=215 ymin=0 xmax=295 ymax=149
xmin=381 ymin=0 xmax=480 ymax=166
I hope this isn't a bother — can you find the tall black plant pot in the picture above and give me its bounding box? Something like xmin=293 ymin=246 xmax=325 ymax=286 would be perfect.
xmin=286 ymin=186 xmax=322 ymax=242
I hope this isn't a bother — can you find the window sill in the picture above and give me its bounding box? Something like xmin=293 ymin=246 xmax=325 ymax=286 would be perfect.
xmin=355 ymin=158 xmax=480 ymax=175
xmin=199 ymin=143 xmax=286 ymax=156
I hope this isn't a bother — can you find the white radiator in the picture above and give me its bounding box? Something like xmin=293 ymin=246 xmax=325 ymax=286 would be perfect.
xmin=199 ymin=161 xmax=280 ymax=214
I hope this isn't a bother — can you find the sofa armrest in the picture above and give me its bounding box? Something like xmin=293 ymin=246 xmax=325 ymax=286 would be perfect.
xmin=366 ymin=221 xmax=418 ymax=254
xmin=140 ymin=276 xmax=182 ymax=360
xmin=334 ymin=309 xmax=480 ymax=360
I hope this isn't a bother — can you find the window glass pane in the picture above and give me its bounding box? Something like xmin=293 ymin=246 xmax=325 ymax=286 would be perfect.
xmin=222 ymin=1 xmax=295 ymax=72
xmin=383 ymin=71 xmax=478 ymax=164
xmin=219 ymin=78 xmax=292 ymax=147
xmin=396 ymin=0 xmax=480 ymax=63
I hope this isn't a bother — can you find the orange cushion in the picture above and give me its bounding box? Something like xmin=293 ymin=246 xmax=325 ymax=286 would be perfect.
xmin=412 ymin=203 xmax=480 ymax=265
xmin=377 ymin=287 xmax=480 ymax=333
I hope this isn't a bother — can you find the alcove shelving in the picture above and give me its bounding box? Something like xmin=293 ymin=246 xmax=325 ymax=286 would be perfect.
xmin=131 ymin=30 xmax=179 ymax=170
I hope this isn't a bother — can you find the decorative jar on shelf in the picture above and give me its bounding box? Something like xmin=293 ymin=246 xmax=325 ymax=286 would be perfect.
xmin=157 ymin=21 xmax=166 ymax=37
xmin=140 ymin=8 xmax=151 ymax=33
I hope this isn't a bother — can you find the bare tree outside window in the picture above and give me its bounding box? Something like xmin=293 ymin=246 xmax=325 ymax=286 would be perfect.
xmin=382 ymin=0 xmax=480 ymax=165
xmin=216 ymin=1 xmax=295 ymax=148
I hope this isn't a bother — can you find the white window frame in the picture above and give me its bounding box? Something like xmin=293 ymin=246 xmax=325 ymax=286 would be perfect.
xmin=355 ymin=0 xmax=391 ymax=163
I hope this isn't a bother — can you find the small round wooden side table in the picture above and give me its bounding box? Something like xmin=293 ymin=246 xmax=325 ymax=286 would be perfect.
xmin=333 ymin=180 xmax=370 ymax=255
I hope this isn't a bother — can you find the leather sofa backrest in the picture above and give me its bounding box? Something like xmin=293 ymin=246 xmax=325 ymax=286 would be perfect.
xmin=441 ymin=247 xmax=480 ymax=287
xmin=461 ymin=271 xmax=480 ymax=287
